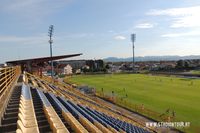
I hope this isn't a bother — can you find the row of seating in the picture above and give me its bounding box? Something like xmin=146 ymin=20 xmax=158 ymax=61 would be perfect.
xmin=16 ymin=83 xmax=39 ymax=133
xmin=30 ymin=77 xmax=39 ymax=88
xmin=65 ymin=99 xmax=117 ymax=133
xmin=46 ymin=91 xmax=118 ymax=133
xmin=36 ymin=87 xmax=149 ymax=133
xmin=48 ymin=84 xmax=127 ymax=124
xmin=59 ymin=96 xmax=105 ymax=133
xmin=58 ymin=83 xmax=97 ymax=105
xmin=65 ymin=98 xmax=112 ymax=133
xmin=58 ymin=86 xmax=132 ymax=126
xmin=26 ymin=74 xmax=151 ymax=133
xmin=26 ymin=74 xmax=99 ymax=107
xmin=66 ymin=95 xmax=149 ymax=133
xmin=39 ymin=86 xmax=112 ymax=133
xmin=56 ymin=94 xmax=149 ymax=133
xmin=27 ymin=74 xmax=121 ymax=120
xmin=46 ymin=92 xmax=89 ymax=133
xmin=94 ymin=110 xmax=148 ymax=133
xmin=36 ymin=89 xmax=69 ymax=133
xmin=80 ymin=105 xmax=148 ymax=133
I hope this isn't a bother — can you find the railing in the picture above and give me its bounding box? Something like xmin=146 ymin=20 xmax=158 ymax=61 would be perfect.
xmin=96 ymin=91 xmax=170 ymax=120
xmin=0 ymin=66 xmax=21 ymax=123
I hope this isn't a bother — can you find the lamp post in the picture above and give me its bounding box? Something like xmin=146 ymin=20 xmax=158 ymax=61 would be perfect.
xmin=48 ymin=25 xmax=54 ymax=79
xmin=131 ymin=34 xmax=136 ymax=72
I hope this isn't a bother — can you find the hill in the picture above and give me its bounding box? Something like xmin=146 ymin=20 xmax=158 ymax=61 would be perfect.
xmin=104 ymin=55 xmax=200 ymax=62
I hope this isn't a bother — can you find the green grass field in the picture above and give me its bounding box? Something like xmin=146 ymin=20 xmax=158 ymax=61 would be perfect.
xmin=191 ymin=70 xmax=200 ymax=74
xmin=67 ymin=74 xmax=200 ymax=132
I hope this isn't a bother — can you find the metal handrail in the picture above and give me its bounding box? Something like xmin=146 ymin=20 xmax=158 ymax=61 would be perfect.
xmin=0 ymin=66 xmax=21 ymax=124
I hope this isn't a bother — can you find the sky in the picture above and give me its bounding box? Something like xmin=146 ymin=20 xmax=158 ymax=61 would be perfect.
xmin=0 ymin=0 xmax=200 ymax=63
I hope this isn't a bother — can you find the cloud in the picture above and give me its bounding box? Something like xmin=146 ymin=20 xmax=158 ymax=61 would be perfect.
xmin=147 ymin=6 xmax=200 ymax=28
xmin=161 ymin=31 xmax=200 ymax=38
xmin=135 ymin=23 xmax=154 ymax=29
xmin=114 ymin=35 xmax=126 ymax=40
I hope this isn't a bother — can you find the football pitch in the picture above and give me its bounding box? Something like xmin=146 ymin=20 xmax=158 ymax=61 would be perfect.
xmin=67 ymin=74 xmax=200 ymax=132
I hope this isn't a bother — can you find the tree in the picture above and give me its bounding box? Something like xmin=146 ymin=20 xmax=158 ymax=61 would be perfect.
xmin=105 ymin=64 xmax=110 ymax=69
xmin=176 ymin=60 xmax=184 ymax=69
xmin=184 ymin=61 xmax=189 ymax=68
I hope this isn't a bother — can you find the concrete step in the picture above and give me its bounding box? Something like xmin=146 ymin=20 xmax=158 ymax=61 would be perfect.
xmin=31 ymin=89 xmax=52 ymax=133
xmin=0 ymin=85 xmax=21 ymax=132
xmin=0 ymin=123 xmax=17 ymax=132
xmin=5 ymin=108 xmax=19 ymax=113
xmin=2 ymin=117 xmax=18 ymax=125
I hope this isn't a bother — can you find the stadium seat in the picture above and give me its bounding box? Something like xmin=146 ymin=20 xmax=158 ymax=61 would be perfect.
xmin=24 ymin=73 xmax=151 ymax=133
xmin=36 ymin=89 xmax=69 ymax=133
xmin=58 ymin=96 xmax=90 ymax=133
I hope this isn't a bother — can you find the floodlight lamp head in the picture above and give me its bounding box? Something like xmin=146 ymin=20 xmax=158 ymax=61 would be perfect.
xmin=131 ymin=34 xmax=136 ymax=43
xmin=49 ymin=40 xmax=53 ymax=44
xmin=49 ymin=25 xmax=54 ymax=30
xmin=48 ymin=32 xmax=53 ymax=37
xmin=48 ymin=25 xmax=54 ymax=37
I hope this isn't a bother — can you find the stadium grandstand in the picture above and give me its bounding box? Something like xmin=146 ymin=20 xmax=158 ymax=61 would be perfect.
xmin=0 ymin=66 xmax=153 ymax=133
xmin=0 ymin=54 xmax=156 ymax=133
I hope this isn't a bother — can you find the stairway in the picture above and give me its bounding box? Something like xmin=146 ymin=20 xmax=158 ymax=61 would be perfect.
xmin=0 ymin=85 xmax=21 ymax=133
xmin=31 ymin=89 xmax=52 ymax=133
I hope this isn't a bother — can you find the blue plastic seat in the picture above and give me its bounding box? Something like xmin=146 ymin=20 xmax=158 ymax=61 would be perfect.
xmin=48 ymin=93 xmax=69 ymax=113
xmin=36 ymin=89 xmax=51 ymax=107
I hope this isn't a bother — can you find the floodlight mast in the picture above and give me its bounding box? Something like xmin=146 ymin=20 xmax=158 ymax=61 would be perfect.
xmin=131 ymin=34 xmax=136 ymax=72
xmin=48 ymin=25 xmax=54 ymax=79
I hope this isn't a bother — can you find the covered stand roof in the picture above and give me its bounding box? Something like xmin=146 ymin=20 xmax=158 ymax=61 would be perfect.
xmin=6 ymin=53 xmax=82 ymax=65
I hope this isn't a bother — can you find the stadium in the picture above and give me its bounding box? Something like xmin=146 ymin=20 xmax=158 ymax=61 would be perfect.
xmin=0 ymin=58 xmax=155 ymax=133
xmin=1 ymin=1 xmax=200 ymax=133
xmin=1 ymin=52 xmax=196 ymax=133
